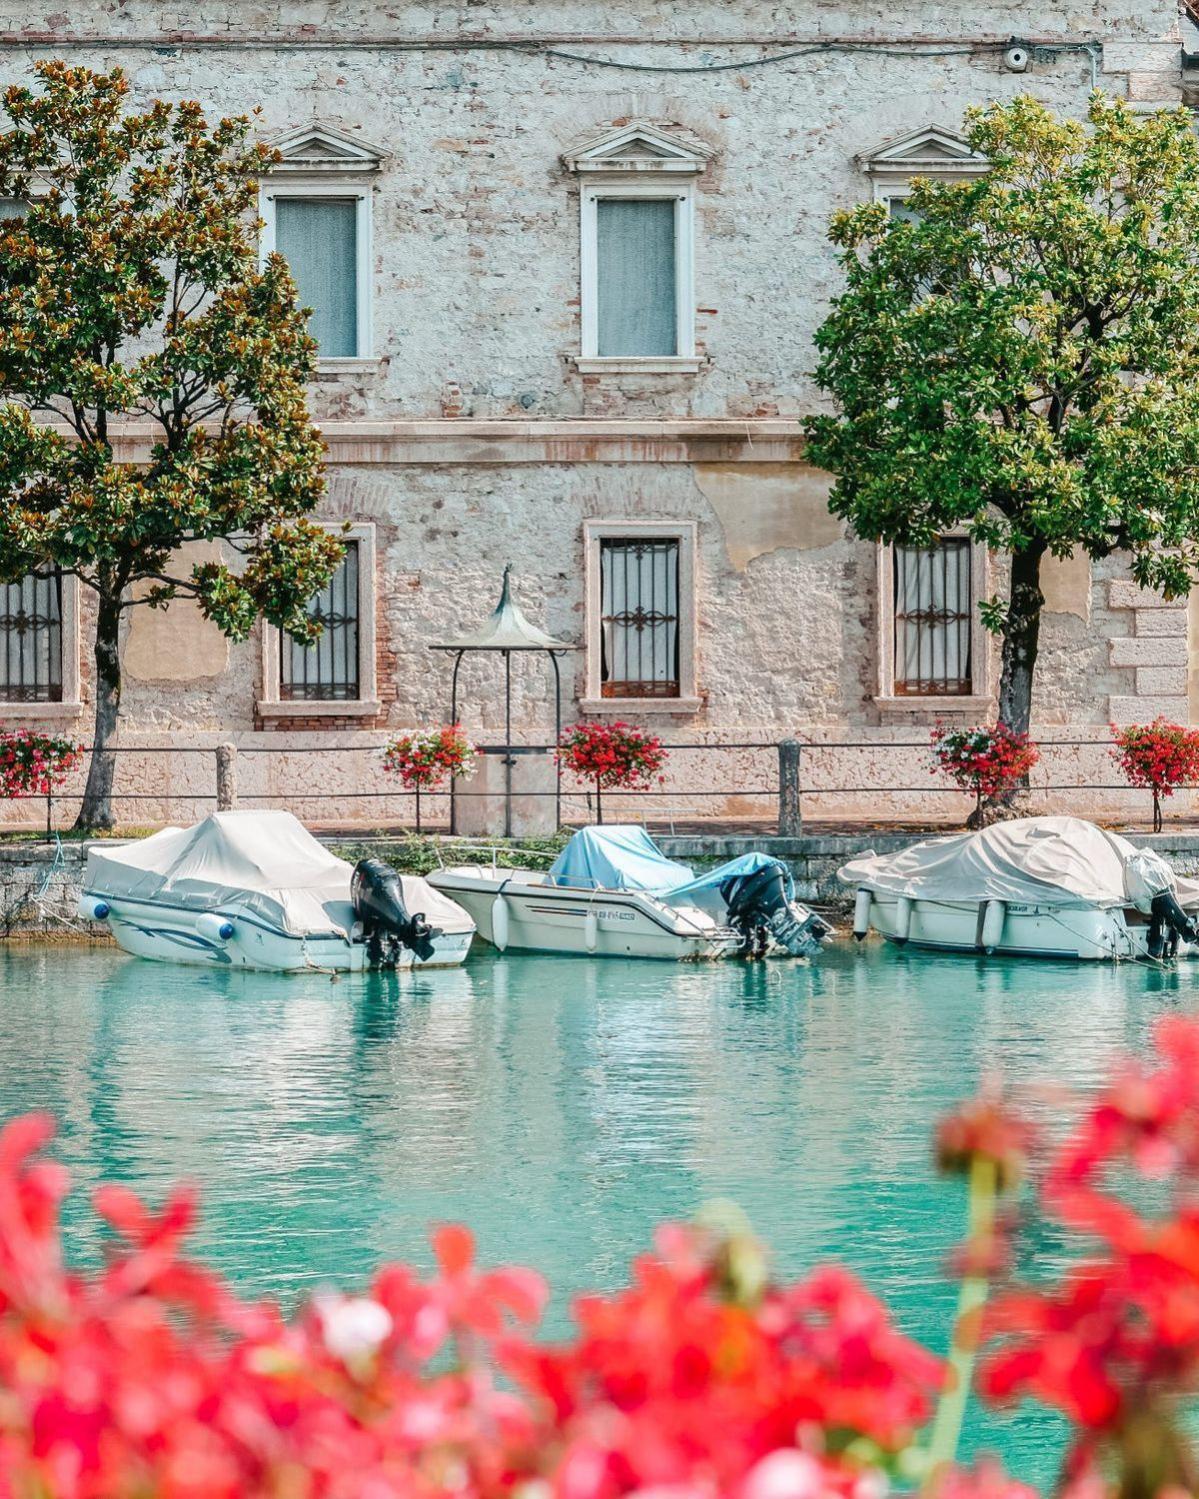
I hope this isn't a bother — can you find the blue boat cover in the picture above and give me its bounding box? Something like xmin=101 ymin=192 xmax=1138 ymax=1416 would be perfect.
xmin=548 ymin=827 xmax=792 ymax=903
xmin=549 ymin=825 xmax=695 ymax=892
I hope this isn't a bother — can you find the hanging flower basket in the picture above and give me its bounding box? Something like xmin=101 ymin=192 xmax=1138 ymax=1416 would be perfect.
xmin=557 ymin=721 xmax=667 ymax=824
xmin=930 ymin=722 xmax=1039 ymax=828
xmin=1110 ymin=718 xmax=1199 ymax=832
xmin=382 ymin=725 xmax=477 ymax=832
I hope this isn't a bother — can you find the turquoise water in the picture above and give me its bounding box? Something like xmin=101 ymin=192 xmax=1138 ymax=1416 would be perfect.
xmin=0 ymin=941 xmax=1189 ymax=1484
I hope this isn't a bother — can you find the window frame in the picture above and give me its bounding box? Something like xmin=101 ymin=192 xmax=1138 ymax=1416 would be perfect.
xmin=258 ymin=522 xmax=380 ymax=720
xmin=580 ymin=520 xmax=701 ymax=715
xmin=260 ymin=182 xmax=374 ymax=366
xmin=0 ymin=569 xmax=81 ymax=720
xmin=578 ymin=179 xmax=698 ymax=371
xmin=874 ymin=536 xmax=991 ymax=714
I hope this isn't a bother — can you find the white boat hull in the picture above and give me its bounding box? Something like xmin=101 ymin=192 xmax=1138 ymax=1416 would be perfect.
xmin=857 ymin=890 xmax=1170 ymax=961
xmin=428 ymin=867 xmax=741 ymax=961
xmin=92 ymin=894 xmax=474 ymax=973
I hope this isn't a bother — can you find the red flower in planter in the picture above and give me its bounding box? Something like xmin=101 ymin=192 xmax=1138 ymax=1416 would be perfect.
xmin=0 ymin=730 xmax=81 ymax=800
xmin=557 ymin=721 xmax=668 ymax=824
xmin=930 ymin=723 xmax=1039 ymax=826
xmin=1110 ymin=718 xmax=1199 ymax=831
xmin=383 ymin=725 xmax=477 ymax=833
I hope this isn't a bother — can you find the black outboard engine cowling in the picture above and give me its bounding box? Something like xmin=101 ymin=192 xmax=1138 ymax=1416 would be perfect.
xmin=720 ymin=860 xmax=830 ymax=959
xmin=352 ymin=858 xmax=441 ymax=968
xmin=1147 ymin=889 xmax=1199 ymax=961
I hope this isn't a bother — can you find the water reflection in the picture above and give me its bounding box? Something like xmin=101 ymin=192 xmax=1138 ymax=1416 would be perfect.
xmin=0 ymin=941 xmax=1185 ymax=1484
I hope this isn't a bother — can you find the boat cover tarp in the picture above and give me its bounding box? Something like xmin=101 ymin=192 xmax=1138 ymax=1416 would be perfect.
xmin=549 ymin=828 xmax=793 ymax=912
xmin=549 ymin=825 xmax=695 ymax=892
xmin=838 ymin=815 xmax=1199 ymax=910
xmin=84 ymin=810 xmax=472 ymax=938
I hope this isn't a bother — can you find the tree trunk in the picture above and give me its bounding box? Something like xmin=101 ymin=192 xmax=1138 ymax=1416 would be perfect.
xmin=996 ymin=541 xmax=1047 ymax=737
xmin=75 ymin=591 xmax=122 ymax=831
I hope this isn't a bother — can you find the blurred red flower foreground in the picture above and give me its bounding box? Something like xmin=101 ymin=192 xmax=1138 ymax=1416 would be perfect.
xmin=5 ymin=1014 xmax=1199 ymax=1497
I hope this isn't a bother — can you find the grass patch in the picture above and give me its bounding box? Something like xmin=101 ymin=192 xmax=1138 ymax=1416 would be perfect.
xmin=328 ymin=831 xmax=572 ymax=877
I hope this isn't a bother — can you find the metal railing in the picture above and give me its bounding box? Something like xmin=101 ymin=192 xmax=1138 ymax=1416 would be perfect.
xmin=15 ymin=734 xmax=1180 ymax=837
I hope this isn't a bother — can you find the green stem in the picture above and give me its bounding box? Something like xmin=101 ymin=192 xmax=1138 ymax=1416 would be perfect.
xmin=921 ymin=1155 xmax=998 ymax=1493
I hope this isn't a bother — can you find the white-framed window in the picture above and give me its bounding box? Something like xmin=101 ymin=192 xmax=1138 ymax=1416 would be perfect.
xmin=562 ymin=123 xmax=713 ymax=375
xmin=259 ymin=522 xmax=380 ymax=720
xmin=855 ymin=123 xmax=989 ymax=205
xmin=875 ymin=536 xmax=990 ymax=712
xmin=580 ymin=520 xmax=701 ymax=714
xmin=260 ymin=125 xmax=389 ymax=368
xmin=0 ymin=568 xmax=81 ymax=718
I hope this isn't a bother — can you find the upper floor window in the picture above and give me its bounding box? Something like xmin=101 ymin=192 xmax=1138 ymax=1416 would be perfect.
xmin=272 ymin=198 xmax=360 ymax=358
xmin=855 ymin=123 xmax=989 ymax=208
xmin=563 ymin=123 xmax=713 ymax=374
xmin=0 ymin=569 xmax=63 ymax=702
xmin=261 ymin=124 xmax=389 ymax=365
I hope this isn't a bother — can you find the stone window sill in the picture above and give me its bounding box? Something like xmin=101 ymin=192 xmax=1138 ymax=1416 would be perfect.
xmin=0 ymin=701 xmax=84 ymax=721
xmin=874 ymin=694 xmax=992 ymax=715
xmin=577 ymin=695 xmax=703 ymax=716
xmin=312 ymin=358 xmax=383 ymax=379
xmin=257 ymin=699 xmax=382 ymax=719
xmin=574 ymin=357 xmax=703 ymax=375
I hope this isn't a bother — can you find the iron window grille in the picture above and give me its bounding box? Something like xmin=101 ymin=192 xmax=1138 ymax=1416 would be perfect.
xmin=893 ymin=538 xmax=973 ymax=696
xmin=0 ymin=569 xmax=63 ymax=702
xmin=599 ymin=537 xmax=681 ymax=698
xmin=280 ymin=541 xmax=361 ymax=701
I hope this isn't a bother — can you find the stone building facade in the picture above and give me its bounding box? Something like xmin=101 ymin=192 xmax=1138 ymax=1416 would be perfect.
xmin=0 ymin=1 xmax=1190 ymax=829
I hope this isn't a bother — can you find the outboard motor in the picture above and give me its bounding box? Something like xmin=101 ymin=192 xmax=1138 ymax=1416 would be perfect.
xmin=1148 ymin=890 xmax=1199 ymax=961
xmin=1126 ymin=849 xmax=1199 ymax=960
xmin=351 ymin=858 xmax=440 ymax=968
xmin=720 ymin=860 xmax=830 ymax=959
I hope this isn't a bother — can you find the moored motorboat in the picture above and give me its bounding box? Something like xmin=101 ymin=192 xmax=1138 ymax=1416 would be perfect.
xmin=80 ymin=811 xmax=475 ymax=972
xmin=428 ymin=824 xmax=830 ymax=961
xmin=840 ymin=815 xmax=1199 ymax=962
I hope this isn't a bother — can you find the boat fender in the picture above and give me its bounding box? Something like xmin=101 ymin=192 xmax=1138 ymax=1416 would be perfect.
xmin=852 ymin=888 xmax=871 ymax=941
xmin=196 ymin=912 xmax=235 ymax=943
xmin=894 ymin=895 xmax=912 ymax=945
xmin=491 ymin=892 xmax=510 ymax=953
xmin=980 ymin=899 xmax=1005 ymax=954
xmin=78 ymin=893 xmax=110 ymax=922
xmin=584 ymin=907 xmax=599 ymax=953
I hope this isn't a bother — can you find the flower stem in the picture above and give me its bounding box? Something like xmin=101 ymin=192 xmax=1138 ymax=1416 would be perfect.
xmin=921 ymin=1155 xmax=998 ymax=1493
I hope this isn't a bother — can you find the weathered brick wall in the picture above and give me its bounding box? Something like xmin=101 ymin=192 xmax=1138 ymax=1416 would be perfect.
xmin=0 ymin=1 xmax=1185 ymax=826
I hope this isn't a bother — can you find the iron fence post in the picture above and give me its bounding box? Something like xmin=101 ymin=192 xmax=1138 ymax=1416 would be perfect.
xmin=778 ymin=738 xmax=802 ymax=836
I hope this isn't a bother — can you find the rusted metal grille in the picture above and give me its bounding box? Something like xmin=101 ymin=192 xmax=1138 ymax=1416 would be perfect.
xmin=281 ymin=541 xmax=360 ymax=701
xmin=893 ymin=539 xmax=972 ymax=696
xmin=600 ymin=537 xmax=680 ymax=698
xmin=0 ymin=570 xmax=62 ymax=702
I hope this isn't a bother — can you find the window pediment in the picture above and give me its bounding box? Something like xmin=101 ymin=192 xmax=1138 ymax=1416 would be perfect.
xmin=563 ymin=123 xmax=714 ymax=176
xmin=855 ymin=124 xmax=989 ymax=183
xmin=269 ymin=123 xmax=390 ymax=176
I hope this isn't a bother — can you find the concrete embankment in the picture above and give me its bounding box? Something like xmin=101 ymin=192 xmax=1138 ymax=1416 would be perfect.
xmin=7 ymin=828 xmax=1199 ymax=940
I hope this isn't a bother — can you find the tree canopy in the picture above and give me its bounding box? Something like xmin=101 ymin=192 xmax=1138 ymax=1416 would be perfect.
xmin=805 ymin=94 xmax=1199 ymax=732
xmin=0 ymin=62 xmax=340 ymax=825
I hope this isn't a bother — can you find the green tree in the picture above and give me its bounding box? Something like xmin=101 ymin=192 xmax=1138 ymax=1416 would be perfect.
xmin=0 ymin=62 xmax=341 ymax=829
xmin=806 ymin=94 xmax=1199 ymax=737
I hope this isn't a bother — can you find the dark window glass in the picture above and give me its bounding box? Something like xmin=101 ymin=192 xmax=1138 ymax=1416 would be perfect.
xmin=599 ymin=538 xmax=680 ymax=697
xmin=0 ymin=570 xmax=63 ymax=703
xmin=893 ymin=539 xmax=972 ymax=696
xmin=280 ymin=542 xmax=360 ymax=701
